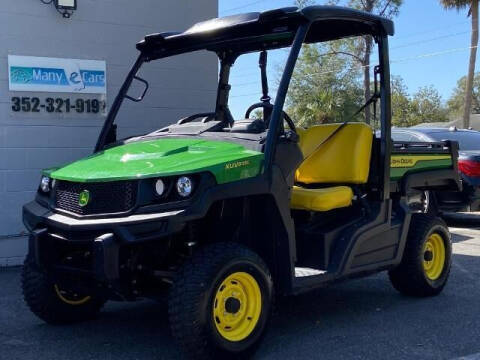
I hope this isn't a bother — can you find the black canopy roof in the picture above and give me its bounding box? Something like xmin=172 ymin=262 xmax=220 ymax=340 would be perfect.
xmin=137 ymin=6 xmax=394 ymax=59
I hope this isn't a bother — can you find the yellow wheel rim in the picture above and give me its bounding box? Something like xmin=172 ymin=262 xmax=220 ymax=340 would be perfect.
xmin=423 ymin=233 xmax=446 ymax=281
xmin=213 ymin=272 xmax=262 ymax=342
xmin=54 ymin=285 xmax=91 ymax=306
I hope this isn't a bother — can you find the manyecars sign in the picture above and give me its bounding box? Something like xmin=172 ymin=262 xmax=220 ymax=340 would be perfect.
xmin=8 ymin=55 xmax=106 ymax=94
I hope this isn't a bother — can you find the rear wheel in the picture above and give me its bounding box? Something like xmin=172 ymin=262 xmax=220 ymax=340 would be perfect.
xmin=168 ymin=242 xmax=273 ymax=359
xmin=22 ymin=257 xmax=106 ymax=324
xmin=389 ymin=215 xmax=452 ymax=297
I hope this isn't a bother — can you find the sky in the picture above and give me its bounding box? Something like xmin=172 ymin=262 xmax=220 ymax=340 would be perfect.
xmin=218 ymin=0 xmax=474 ymax=118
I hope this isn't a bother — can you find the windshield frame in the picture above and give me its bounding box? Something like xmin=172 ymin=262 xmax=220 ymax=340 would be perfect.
xmin=95 ymin=54 xmax=145 ymax=152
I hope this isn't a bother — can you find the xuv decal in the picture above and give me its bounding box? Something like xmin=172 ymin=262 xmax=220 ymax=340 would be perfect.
xmin=225 ymin=160 xmax=250 ymax=170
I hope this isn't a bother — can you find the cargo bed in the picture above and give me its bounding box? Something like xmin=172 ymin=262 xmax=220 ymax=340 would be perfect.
xmin=390 ymin=140 xmax=461 ymax=194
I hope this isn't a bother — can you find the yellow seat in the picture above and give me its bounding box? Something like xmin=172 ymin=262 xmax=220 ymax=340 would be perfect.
xmin=295 ymin=123 xmax=373 ymax=184
xmin=290 ymin=186 xmax=353 ymax=212
xmin=291 ymin=123 xmax=373 ymax=212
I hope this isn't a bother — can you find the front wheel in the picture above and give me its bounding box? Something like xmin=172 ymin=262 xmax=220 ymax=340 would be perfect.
xmin=168 ymin=242 xmax=273 ymax=359
xmin=21 ymin=257 xmax=106 ymax=324
xmin=389 ymin=215 xmax=452 ymax=297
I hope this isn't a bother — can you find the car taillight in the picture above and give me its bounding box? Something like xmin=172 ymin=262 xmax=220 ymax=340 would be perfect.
xmin=458 ymin=159 xmax=480 ymax=177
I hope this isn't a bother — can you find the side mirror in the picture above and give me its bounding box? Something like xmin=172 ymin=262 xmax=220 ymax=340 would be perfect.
xmin=126 ymin=76 xmax=149 ymax=102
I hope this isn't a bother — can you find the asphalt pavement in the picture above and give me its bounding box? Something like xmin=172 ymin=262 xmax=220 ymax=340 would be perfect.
xmin=1 ymin=215 xmax=480 ymax=360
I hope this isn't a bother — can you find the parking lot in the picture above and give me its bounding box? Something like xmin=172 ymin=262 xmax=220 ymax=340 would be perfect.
xmin=1 ymin=215 xmax=480 ymax=360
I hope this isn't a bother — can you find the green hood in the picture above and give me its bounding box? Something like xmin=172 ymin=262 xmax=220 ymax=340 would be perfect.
xmin=48 ymin=138 xmax=264 ymax=184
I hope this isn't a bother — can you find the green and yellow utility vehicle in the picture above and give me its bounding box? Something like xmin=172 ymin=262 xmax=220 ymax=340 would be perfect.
xmin=22 ymin=6 xmax=461 ymax=359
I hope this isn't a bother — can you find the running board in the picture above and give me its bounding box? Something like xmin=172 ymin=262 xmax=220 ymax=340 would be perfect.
xmin=292 ymin=267 xmax=333 ymax=295
xmin=295 ymin=267 xmax=327 ymax=277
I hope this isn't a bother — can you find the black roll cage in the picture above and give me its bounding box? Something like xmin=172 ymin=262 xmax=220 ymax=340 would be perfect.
xmin=94 ymin=5 xmax=394 ymax=200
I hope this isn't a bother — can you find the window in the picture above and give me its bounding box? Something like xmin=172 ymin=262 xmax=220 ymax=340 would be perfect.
xmin=285 ymin=36 xmax=380 ymax=129
xmin=392 ymin=131 xmax=424 ymax=142
xmin=427 ymin=131 xmax=480 ymax=151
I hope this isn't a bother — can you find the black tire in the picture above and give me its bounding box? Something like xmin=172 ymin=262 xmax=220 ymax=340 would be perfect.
xmin=389 ymin=214 xmax=452 ymax=297
xmin=168 ymin=242 xmax=273 ymax=359
xmin=21 ymin=256 xmax=106 ymax=324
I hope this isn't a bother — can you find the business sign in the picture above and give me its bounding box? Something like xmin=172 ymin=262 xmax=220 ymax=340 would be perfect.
xmin=8 ymin=55 xmax=106 ymax=94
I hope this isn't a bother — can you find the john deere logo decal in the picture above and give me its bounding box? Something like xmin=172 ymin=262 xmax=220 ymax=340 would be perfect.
xmin=78 ymin=190 xmax=90 ymax=207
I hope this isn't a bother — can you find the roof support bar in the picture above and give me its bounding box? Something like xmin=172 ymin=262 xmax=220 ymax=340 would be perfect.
xmin=378 ymin=34 xmax=392 ymax=200
xmin=264 ymin=23 xmax=310 ymax=178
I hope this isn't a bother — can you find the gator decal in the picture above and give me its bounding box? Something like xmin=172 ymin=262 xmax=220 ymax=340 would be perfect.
xmin=390 ymin=154 xmax=453 ymax=180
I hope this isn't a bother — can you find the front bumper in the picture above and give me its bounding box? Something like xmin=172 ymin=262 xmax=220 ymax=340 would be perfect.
xmin=23 ymin=200 xmax=185 ymax=233
xmin=23 ymin=200 xmax=188 ymax=291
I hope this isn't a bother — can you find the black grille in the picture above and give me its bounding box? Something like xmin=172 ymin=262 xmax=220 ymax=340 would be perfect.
xmin=54 ymin=180 xmax=137 ymax=216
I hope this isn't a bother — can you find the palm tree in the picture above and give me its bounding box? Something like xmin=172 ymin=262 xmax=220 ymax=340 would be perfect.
xmin=440 ymin=0 xmax=479 ymax=128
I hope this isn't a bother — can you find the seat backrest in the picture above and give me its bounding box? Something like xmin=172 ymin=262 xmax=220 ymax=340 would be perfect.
xmin=295 ymin=122 xmax=373 ymax=184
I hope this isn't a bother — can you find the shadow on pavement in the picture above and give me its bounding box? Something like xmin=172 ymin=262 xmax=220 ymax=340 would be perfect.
xmin=451 ymin=232 xmax=475 ymax=243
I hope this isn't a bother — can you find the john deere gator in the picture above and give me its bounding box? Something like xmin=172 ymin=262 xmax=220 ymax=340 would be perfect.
xmin=21 ymin=6 xmax=460 ymax=359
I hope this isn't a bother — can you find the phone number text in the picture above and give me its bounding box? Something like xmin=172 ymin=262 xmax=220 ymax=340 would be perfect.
xmin=11 ymin=97 xmax=106 ymax=114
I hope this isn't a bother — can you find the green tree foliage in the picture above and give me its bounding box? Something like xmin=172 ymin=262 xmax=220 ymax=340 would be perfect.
xmin=447 ymin=73 xmax=480 ymax=117
xmin=410 ymin=86 xmax=449 ymax=124
xmin=330 ymin=0 xmax=402 ymax=124
xmin=296 ymin=0 xmax=314 ymax=7
xmin=391 ymin=77 xmax=448 ymax=127
xmin=291 ymin=0 xmax=403 ymax=125
xmin=288 ymin=0 xmax=449 ymax=128
xmin=286 ymin=48 xmax=451 ymax=128
xmin=440 ymin=0 xmax=475 ymax=6
xmin=347 ymin=0 xmax=403 ymax=17
xmin=285 ymin=43 xmax=364 ymax=127
xmin=251 ymin=109 xmax=264 ymax=119
xmin=391 ymin=75 xmax=414 ymax=127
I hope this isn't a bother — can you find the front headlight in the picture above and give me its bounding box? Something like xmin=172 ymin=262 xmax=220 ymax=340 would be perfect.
xmin=40 ymin=176 xmax=51 ymax=193
xmin=176 ymin=176 xmax=193 ymax=197
xmin=155 ymin=179 xmax=165 ymax=196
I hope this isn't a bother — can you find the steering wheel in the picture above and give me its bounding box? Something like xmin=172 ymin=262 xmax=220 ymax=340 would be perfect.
xmin=245 ymin=102 xmax=296 ymax=133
